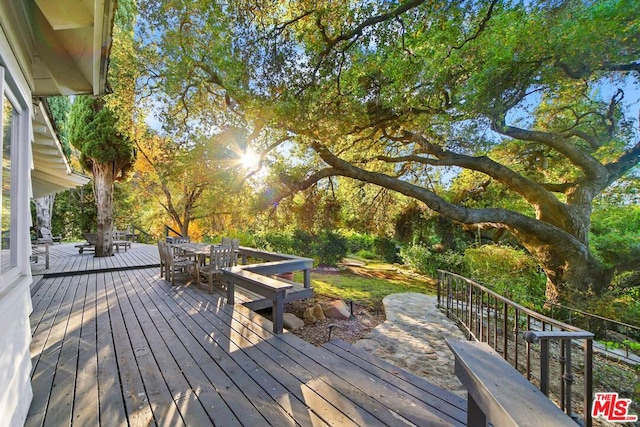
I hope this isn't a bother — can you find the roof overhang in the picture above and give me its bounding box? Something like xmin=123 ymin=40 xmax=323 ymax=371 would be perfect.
xmin=0 ymin=0 xmax=117 ymax=96
xmin=31 ymin=100 xmax=90 ymax=199
xmin=30 ymin=0 xmax=116 ymax=96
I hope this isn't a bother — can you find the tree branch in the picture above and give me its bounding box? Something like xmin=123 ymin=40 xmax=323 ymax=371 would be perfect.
xmin=308 ymin=140 xmax=590 ymax=259
xmin=446 ymin=0 xmax=498 ymax=57
xmin=604 ymin=139 xmax=640 ymax=185
xmin=492 ymin=119 xmax=608 ymax=180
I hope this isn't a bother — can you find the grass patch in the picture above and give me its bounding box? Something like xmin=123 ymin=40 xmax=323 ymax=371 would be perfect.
xmin=300 ymin=263 xmax=438 ymax=308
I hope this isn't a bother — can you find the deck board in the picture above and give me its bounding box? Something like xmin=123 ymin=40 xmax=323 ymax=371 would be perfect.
xmin=129 ymin=269 xmax=293 ymax=426
xmin=96 ymin=270 xmax=129 ymax=427
xmin=28 ymin=248 xmax=467 ymax=426
xmin=72 ymin=271 xmax=101 ymax=427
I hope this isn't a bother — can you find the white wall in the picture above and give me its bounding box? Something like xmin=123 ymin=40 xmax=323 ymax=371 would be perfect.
xmin=0 ymin=278 xmax=33 ymax=427
xmin=0 ymin=19 xmax=35 ymax=427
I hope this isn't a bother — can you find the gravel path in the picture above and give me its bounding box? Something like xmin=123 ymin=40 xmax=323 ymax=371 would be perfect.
xmin=353 ymin=292 xmax=468 ymax=397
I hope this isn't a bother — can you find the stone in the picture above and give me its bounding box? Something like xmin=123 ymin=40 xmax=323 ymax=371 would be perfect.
xmin=311 ymin=303 xmax=325 ymax=321
xmin=353 ymin=293 xmax=468 ymax=398
xmin=303 ymin=308 xmax=317 ymax=324
xmin=323 ymin=300 xmax=351 ymax=320
xmin=283 ymin=313 xmax=304 ymax=330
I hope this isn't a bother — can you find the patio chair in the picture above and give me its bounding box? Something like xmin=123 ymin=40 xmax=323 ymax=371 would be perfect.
xmin=221 ymin=237 xmax=240 ymax=265
xmin=40 ymin=227 xmax=62 ymax=244
xmin=198 ymin=245 xmax=233 ymax=293
xmin=162 ymin=243 xmax=198 ymax=286
xmin=75 ymin=232 xmax=97 ymax=254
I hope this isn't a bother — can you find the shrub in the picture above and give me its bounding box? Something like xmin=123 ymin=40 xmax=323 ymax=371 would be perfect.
xmin=312 ymin=230 xmax=348 ymax=266
xmin=463 ymin=245 xmax=546 ymax=308
xmin=354 ymin=249 xmax=377 ymax=259
xmin=343 ymin=231 xmax=375 ymax=253
xmin=400 ymin=244 xmax=466 ymax=277
xmin=400 ymin=244 xmax=439 ymax=276
xmin=374 ymin=237 xmax=400 ymax=263
xmin=254 ymin=230 xmax=296 ymax=254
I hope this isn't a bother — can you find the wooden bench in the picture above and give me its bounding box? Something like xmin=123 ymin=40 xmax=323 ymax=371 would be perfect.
xmin=31 ymin=242 xmax=50 ymax=269
xmin=445 ymin=338 xmax=576 ymax=427
xmin=113 ymin=239 xmax=131 ymax=252
xmin=75 ymin=232 xmax=130 ymax=253
xmin=223 ymin=268 xmax=293 ymax=334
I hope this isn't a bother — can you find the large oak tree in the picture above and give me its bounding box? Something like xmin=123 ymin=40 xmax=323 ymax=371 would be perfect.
xmin=138 ymin=0 xmax=640 ymax=302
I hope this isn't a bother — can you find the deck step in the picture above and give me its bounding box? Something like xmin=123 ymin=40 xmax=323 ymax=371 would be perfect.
xmin=322 ymin=339 xmax=467 ymax=427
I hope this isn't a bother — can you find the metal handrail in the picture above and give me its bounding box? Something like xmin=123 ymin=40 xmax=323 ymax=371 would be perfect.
xmin=437 ymin=269 xmax=593 ymax=427
xmin=164 ymin=225 xmax=183 ymax=239
xmin=547 ymin=302 xmax=640 ymax=359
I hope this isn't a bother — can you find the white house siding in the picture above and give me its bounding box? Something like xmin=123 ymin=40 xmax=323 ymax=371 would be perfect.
xmin=0 ymin=277 xmax=34 ymax=427
xmin=0 ymin=17 xmax=36 ymax=427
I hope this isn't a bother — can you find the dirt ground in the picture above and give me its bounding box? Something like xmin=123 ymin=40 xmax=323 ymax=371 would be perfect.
xmin=283 ymin=295 xmax=386 ymax=346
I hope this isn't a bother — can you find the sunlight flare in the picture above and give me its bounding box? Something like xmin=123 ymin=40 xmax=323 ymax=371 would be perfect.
xmin=241 ymin=148 xmax=260 ymax=170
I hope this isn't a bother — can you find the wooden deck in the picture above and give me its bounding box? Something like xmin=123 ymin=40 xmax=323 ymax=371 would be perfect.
xmin=31 ymin=242 xmax=159 ymax=276
xmin=27 ymin=244 xmax=467 ymax=426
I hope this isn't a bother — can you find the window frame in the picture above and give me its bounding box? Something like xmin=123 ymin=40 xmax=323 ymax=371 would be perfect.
xmin=0 ymin=64 xmax=28 ymax=287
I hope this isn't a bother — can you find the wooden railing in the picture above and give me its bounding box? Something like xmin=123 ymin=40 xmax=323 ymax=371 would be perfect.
xmin=437 ymin=270 xmax=593 ymax=427
xmin=129 ymin=224 xmax=152 ymax=243
xmin=223 ymin=247 xmax=313 ymax=333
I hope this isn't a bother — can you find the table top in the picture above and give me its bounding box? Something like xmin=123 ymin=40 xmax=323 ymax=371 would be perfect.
xmin=173 ymin=242 xmax=221 ymax=255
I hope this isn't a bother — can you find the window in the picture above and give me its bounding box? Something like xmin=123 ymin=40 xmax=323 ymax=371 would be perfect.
xmin=0 ymin=67 xmax=17 ymax=274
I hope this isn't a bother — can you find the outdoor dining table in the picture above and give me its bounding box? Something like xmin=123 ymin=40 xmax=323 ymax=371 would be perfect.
xmin=172 ymin=242 xmax=220 ymax=266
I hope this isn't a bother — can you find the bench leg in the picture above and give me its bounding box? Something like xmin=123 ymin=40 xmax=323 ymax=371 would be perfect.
xmin=272 ymin=292 xmax=285 ymax=334
xmin=467 ymin=394 xmax=488 ymax=427
xmin=227 ymin=282 xmax=235 ymax=305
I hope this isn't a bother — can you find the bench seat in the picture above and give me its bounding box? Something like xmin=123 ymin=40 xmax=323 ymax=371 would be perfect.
xmin=446 ymin=339 xmax=576 ymax=427
xmin=223 ymin=267 xmax=292 ymax=333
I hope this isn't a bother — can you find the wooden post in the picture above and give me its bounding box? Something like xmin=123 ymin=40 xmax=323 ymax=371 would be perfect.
xmin=272 ymin=290 xmax=285 ymax=334
xmin=227 ymin=281 xmax=235 ymax=305
xmin=303 ymin=268 xmax=311 ymax=289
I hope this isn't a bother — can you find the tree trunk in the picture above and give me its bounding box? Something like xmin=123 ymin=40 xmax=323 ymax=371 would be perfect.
xmin=512 ymin=229 xmax=609 ymax=303
xmin=33 ymin=195 xmax=55 ymax=235
xmin=92 ymin=162 xmax=115 ymax=257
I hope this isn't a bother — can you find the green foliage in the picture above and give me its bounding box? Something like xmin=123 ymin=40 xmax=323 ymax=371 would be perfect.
xmin=254 ymin=230 xmax=296 ymax=254
xmin=400 ymin=244 xmax=466 ymax=277
xmin=255 ymin=228 xmax=346 ymax=266
xmin=46 ymin=97 xmax=72 ymax=156
xmin=52 ymin=184 xmax=97 ymax=239
xmin=590 ymin=202 xmax=640 ymax=267
xmin=342 ymin=231 xmax=375 ymax=254
xmin=463 ymin=245 xmax=546 ymax=308
xmin=67 ymin=96 xmax=135 ymax=170
xmin=311 ymin=231 xmax=347 ymax=266
xmin=354 ymin=249 xmax=376 ymax=260
xmin=373 ymin=237 xmax=400 ymax=264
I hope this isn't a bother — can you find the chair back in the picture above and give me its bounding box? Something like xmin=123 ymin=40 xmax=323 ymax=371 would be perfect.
xmin=82 ymin=232 xmax=98 ymax=245
xmin=221 ymin=238 xmax=240 ymax=265
xmin=157 ymin=241 xmax=167 ymax=273
xmin=40 ymin=227 xmax=53 ymax=241
xmin=173 ymin=237 xmax=190 ymax=244
xmin=157 ymin=241 xmax=166 ymax=260
xmin=210 ymin=245 xmax=234 ymax=270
